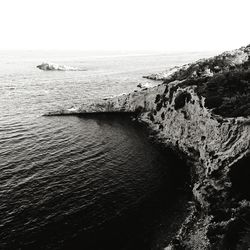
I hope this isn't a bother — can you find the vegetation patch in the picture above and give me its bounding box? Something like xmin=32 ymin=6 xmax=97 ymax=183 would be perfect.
xmin=156 ymin=102 xmax=163 ymax=112
xmin=167 ymin=71 xmax=250 ymax=117
xmin=174 ymin=92 xmax=192 ymax=110
xmin=169 ymin=86 xmax=179 ymax=103
xmin=155 ymin=94 xmax=161 ymax=103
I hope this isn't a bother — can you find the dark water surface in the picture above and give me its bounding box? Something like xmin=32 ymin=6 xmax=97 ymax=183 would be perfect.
xmin=1 ymin=113 xmax=190 ymax=250
xmin=0 ymin=51 xmax=210 ymax=249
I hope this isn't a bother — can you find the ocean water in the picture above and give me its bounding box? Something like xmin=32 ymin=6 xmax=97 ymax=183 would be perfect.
xmin=0 ymin=50 xmax=215 ymax=250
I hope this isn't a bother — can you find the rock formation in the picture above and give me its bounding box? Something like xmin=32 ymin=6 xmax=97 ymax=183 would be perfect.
xmin=137 ymin=82 xmax=155 ymax=89
xmin=37 ymin=62 xmax=86 ymax=71
xmin=45 ymin=45 xmax=250 ymax=249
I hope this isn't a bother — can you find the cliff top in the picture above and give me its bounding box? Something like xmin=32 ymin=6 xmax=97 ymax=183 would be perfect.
xmin=160 ymin=44 xmax=250 ymax=118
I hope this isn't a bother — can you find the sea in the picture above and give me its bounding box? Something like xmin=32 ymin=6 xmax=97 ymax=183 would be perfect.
xmin=0 ymin=50 xmax=216 ymax=250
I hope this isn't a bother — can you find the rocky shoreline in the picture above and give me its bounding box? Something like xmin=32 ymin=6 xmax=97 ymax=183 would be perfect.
xmin=46 ymin=45 xmax=250 ymax=249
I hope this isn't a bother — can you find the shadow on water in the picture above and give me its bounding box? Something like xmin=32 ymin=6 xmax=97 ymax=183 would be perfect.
xmin=4 ymin=114 xmax=192 ymax=250
xmin=61 ymin=114 xmax=192 ymax=250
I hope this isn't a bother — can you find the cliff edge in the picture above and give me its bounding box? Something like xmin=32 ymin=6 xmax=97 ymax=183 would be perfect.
xmin=46 ymin=45 xmax=250 ymax=249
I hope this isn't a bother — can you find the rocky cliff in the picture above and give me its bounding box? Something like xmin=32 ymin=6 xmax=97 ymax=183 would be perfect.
xmin=46 ymin=45 xmax=250 ymax=249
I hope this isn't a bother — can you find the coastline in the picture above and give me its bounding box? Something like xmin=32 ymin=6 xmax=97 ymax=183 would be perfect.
xmin=45 ymin=45 xmax=250 ymax=249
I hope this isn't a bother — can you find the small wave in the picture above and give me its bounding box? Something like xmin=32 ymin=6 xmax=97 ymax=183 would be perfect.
xmin=36 ymin=62 xmax=87 ymax=71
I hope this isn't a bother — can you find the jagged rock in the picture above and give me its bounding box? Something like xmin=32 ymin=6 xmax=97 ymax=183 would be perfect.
xmin=45 ymin=44 xmax=250 ymax=249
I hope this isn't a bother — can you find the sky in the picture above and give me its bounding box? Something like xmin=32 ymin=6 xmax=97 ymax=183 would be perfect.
xmin=0 ymin=0 xmax=249 ymax=51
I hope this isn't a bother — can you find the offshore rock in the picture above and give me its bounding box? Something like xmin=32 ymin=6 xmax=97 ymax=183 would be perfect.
xmin=37 ymin=62 xmax=86 ymax=71
xmin=46 ymin=45 xmax=250 ymax=249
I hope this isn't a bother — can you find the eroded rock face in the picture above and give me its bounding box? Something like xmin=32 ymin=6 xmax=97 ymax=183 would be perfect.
xmin=46 ymin=45 xmax=250 ymax=249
